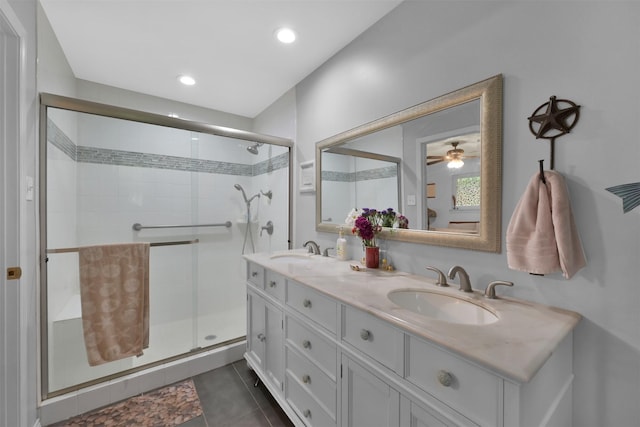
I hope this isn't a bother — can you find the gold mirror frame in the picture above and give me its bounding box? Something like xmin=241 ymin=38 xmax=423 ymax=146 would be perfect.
xmin=316 ymin=74 xmax=502 ymax=252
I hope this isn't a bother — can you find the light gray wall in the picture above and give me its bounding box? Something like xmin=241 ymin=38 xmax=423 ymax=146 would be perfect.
xmin=292 ymin=2 xmax=639 ymax=426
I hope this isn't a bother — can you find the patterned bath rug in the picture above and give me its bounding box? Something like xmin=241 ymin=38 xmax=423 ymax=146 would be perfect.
xmin=52 ymin=379 xmax=203 ymax=427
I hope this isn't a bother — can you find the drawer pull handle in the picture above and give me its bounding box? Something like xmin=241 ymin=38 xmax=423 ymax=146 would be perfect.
xmin=303 ymin=299 xmax=312 ymax=308
xmin=257 ymin=333 xmax=266 ymax=342
xmin=437 ymin=370 xmax=453 ymax=387
xmin=303 ymin=409 xmax=311 ymax=418
xmin=251 ymin=271 xmax=259 ymax=277
xmin=360 ymin=329 xmax=371 ymax=341
xmin=302 ymin=374 xmax=311 ymax=384
xmin=269 ymin=280 xmax=277 ymax=288
xmin=302 ymin=340 xmax=311 ymax=349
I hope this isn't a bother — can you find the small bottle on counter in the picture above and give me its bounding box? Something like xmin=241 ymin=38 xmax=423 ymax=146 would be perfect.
xmin=336 ymin=226 xmax=348 ymax=261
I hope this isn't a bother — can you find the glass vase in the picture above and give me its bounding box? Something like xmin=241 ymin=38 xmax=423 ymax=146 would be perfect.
xmin=365 ymin=246 xmax=380 ymax=269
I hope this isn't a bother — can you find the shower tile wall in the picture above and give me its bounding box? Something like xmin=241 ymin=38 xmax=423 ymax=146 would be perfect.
xmin=46 ymin=116 xmax=289 ymax=392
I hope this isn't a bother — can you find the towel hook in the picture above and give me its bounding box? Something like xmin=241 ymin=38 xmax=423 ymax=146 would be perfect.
xmin=538 ymin=159 xmax=546 ymax=184
xmin=527 ymin=96 xmax=581 ymax=170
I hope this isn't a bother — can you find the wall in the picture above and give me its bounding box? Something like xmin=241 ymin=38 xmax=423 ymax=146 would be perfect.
xmin=292 ymin=2 xmax=640 ymax=426
xmin=6 ymin=0 xmax=38 ymax=425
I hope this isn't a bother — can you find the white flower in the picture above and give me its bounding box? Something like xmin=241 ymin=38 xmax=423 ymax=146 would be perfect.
xmin=344 ymin=208 xmax=360 ymax=226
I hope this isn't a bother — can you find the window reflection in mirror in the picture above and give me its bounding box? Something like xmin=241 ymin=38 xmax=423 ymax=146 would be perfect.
xmin=321 ymin=146 xmax=400 ymax=225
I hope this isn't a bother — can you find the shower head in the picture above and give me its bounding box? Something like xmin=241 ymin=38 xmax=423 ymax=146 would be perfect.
xmin=247 ymin=142 xmax=263 ymax=155
xmin=234 ymin=184 xmax=249 ymax=203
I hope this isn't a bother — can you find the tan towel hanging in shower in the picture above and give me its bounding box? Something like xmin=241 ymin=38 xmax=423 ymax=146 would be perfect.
xmin=79 ymin=243 xmax=150 ymax=366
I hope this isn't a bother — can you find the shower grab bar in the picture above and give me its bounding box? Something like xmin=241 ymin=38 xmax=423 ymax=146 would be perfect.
xmin=46 ymin=239 xmax=200 ymax=254
xmin=132 ymin=221 xmax=232 ymax=231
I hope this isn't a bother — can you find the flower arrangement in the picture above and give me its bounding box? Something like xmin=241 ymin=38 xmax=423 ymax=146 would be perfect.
xmin=345 ymin=208 xmax=409 ymax=247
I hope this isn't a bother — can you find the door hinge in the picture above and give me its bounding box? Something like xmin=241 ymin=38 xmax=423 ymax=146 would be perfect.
xmin=340 ymin=364 xmax=343 ymax=378
xmin=6 ymin=267 xmax=22 ymax=280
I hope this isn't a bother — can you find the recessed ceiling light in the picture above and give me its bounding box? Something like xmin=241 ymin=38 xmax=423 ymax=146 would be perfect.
xmin=178 ymin=75 xmax=196 ymax=86
xmin=275 ymin=27 xmax=296 ymax=44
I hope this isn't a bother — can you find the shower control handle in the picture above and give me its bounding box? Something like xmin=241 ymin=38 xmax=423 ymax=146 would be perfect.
xmin=260 ymin=220 xmax=274 ymax=237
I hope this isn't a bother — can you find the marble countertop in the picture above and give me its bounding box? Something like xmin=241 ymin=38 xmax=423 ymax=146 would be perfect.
xmin=244 ymin=250 xmax=581 ymax=383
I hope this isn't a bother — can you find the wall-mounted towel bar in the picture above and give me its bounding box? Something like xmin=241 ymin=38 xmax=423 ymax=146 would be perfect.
xmin=132 ymin=222 xmax=232 ymax=231
xmin=47 ymin=239 xmax=200 ymax=254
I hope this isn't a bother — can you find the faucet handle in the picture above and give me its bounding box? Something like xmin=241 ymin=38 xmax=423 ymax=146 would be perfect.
xmin=322 ymin=247 xmax=334 ymax=257
xmin=426 ymin=266 xmax=449 ymax=287
xmin=484 ymin=281 xmax=514 ymax=299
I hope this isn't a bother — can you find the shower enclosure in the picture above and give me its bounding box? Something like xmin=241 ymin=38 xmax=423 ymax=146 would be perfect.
xmin=39 ymin=94 xmax=292 ymax=397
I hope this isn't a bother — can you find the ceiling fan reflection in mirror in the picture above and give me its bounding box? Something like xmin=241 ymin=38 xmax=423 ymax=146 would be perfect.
xmin=426 ymin=141 xmax=479 ymax=169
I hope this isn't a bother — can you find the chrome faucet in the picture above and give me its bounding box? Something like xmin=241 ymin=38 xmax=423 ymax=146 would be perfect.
xmin=425 ymin=266 xmax=449 ymax=287
xmin=303 ymin=240 xmax=321 ymax=255
xmin=448 ymin=266 xmax=472 ymax=292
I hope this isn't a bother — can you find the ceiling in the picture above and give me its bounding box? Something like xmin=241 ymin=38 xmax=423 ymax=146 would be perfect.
xmin=39 ymin=0 xmax=402 ymax=118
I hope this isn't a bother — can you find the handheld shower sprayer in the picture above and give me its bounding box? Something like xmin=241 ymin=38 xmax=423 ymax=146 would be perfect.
xmin=234 ymin=184 xmax=260 ymax=205
xmin=234 ymin=184 xmax=248 ymax=203
xmin=234 ymin=183 xmax=261 ymax=254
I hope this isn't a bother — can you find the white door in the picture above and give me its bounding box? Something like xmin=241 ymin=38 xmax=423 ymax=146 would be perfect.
xmin=0 ymin=2 xmax=23 ymax=426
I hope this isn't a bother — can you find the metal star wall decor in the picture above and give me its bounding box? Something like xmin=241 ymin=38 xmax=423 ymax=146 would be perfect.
xmin=528 ymin=96 xmax=581 ymax=140
xmin=527 ymin=95 xmax=581 ymax=170
xmin=606 ymin=182 xmax=640 ymax=213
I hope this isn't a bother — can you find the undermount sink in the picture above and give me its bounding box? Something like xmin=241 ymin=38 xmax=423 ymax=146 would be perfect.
xmin=387 ymin=290 xmax=499 ymax=325
xmin=269 ymin=252 xmax=336 ymax=263
xmin=269 ymin=252 xmax=312 ymax=260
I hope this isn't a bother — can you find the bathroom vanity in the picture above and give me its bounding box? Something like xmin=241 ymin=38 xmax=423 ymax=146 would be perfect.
xmin=243 ymin=251 xmax=580 ymax=427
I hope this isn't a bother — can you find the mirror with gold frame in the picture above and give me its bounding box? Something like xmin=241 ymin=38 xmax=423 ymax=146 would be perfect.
xmin=316 ymin=74 xmax=502 ymax=252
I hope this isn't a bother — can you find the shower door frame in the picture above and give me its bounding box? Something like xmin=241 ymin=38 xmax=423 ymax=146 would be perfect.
xmin=38 ymin=93 xmax=293 ymax=399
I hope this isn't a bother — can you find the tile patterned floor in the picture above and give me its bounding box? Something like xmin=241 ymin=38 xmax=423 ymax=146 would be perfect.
xmin=185 ymin=360 xmax=294 ymax=427
xmin=50 ymin=360 xmax=294 ymax=427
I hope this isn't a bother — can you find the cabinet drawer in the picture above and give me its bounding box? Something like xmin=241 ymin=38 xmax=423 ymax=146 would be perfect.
xmin=265 ymin=270 xmax=286 ymax=301
xmin=286 ymin=315 xmax=337 ymax=380
xmin=406 ymin=336 xmax=500 ymax=427
xmin=247 ymin=262 xmax=264 ymax=288
xmin=286 ymin=371 xmax=336 ymax=427
xmin=287 ymin=281 xmax=337 ymax=334
xmin=342 ymin=305 xmax=403 ymax=373
xmin=286 ymin=347 xmax=336 ymax=418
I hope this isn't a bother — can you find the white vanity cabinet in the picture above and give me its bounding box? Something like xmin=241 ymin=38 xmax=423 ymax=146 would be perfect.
xmin=244 ymin=259 xmax=575 ymax=427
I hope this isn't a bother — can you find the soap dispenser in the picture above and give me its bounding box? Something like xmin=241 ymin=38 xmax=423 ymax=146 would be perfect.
xmin=336 ymin=226 xmax=348 ymax=261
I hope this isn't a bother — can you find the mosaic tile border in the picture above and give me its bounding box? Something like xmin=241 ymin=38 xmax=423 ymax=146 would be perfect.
xmin=322 ymin=165 xmax=397 ymax=183
xmin=48 ymin=119 xmax=288 ymax=177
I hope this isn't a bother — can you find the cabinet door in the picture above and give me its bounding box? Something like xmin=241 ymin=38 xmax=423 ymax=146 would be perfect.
xmin=400 ymin=396 xmax=461 ymax=427
xmin=341 ymin=355 xmax=400 ymax=427
xmin=265 ymin=300 xmax=284 ymax=392
xmin=247 ymin=290 xmax=265 ymax=368
xmin=247 ymin=288 xmax=284 ymax=393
